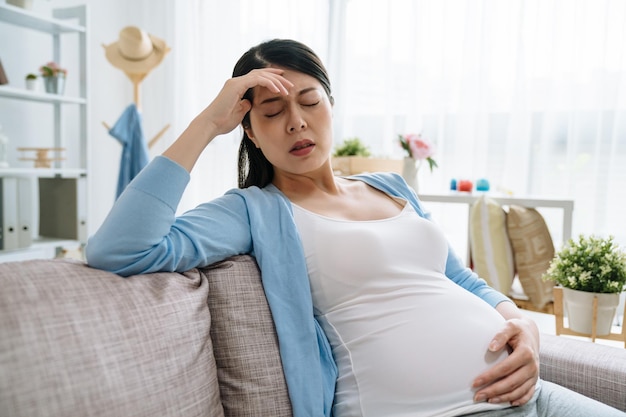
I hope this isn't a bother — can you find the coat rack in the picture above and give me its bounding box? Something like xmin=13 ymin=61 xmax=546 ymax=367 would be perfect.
xmin=101 ymin=44 xmax=171 ymax=149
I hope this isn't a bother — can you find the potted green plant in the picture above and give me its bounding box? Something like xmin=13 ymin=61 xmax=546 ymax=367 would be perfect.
xmin=25 ymin=73 xmax=38 ymax=91
xmin=333 ymin=137 xmax=371 ymax=158
xmin=332 ymin=137 xmax=402 ymax=175
xmin=332 ymin=137 xmax=396 ymax=175
xmin=39 ymin=61 xmax=67 ymax=94
xmin=543 ymin=234 xmax=626 ymax=335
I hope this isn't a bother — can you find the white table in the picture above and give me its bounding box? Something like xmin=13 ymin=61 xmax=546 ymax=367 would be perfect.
xmin=418 ymin=193 xmax=574 ymax=242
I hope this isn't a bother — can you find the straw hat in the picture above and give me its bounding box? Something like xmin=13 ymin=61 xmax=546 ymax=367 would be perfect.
xmin=104 ymin=26 xmax=168 ymax=74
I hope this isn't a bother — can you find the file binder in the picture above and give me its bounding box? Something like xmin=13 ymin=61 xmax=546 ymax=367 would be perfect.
xmin=1 ymin=177 xmax=19 ymax=250
xmin=17 ymin=177 xmax=33 ymax=248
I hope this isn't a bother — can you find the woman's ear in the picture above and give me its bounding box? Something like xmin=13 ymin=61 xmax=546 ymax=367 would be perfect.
xmin=245 ymin=128 xmax=260 ymax=148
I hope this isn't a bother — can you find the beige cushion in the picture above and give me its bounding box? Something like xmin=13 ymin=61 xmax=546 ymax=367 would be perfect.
xmin=202 ymin=255 xmax=292 ymax=417
xmin=506 ymin=206 xmax=556 ymax=309
xmin=0 ymin=259 xmax=223 ymax=417
xmin=469 ymin=196 xmax=515 ymax=295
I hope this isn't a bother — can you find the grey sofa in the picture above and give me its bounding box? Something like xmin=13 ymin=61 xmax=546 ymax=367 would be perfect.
xmin=0 ymin=255 xmax=624 ymax=416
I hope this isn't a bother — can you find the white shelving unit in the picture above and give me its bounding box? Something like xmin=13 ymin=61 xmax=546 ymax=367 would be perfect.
xmin=0 ymin=85 xmax=87 ymax=104
xmin=0 ymin=3 xmax=88 ymax=262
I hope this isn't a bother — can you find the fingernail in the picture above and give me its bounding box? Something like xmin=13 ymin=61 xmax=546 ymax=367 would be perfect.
xmin=489 ymin=397 xmax=502 ymax=404
xmin=489 ymin=340 xmax=499 ymax=350
xmin=475 ymin=394 xmax=486 ymax=402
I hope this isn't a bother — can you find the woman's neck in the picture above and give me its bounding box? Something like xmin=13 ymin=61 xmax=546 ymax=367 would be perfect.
xmin=272 ymin=161 xmax=339 ymax=199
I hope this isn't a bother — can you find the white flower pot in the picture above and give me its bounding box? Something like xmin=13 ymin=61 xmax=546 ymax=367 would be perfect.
xmin=563 ymin=287 xmax=620 ymax=336
xmin=25 ymin=78 xmax=38 ymax=91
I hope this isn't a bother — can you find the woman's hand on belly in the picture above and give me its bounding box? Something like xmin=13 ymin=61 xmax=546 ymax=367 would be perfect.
xmin=471 ymin=312 xmax=540 ymax=407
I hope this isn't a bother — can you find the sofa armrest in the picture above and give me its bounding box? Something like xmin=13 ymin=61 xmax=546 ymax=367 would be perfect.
xmin=539 ymin=333 xmax=626 ymax=412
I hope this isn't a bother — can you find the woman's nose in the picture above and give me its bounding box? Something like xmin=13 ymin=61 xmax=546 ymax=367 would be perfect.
xmin=289 ymin=122 xmax=306 ymax=132
xmin=287 ymin=109 xmax=307 ymax=133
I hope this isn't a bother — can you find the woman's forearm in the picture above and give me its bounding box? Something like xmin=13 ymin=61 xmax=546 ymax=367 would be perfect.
xmin=85 ymin=156 xmax=190 ymax=275
xmin=162 ymin=116 xmax=220 ymax=172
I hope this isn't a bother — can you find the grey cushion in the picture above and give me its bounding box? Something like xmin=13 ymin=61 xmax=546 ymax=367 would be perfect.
xmin=540 ymin=333 xmax=626 ymax=412
xmin=202 ymin=255 xmax=292 ymax=417
xmin=0 ymin=259 xmax=223 ymax=417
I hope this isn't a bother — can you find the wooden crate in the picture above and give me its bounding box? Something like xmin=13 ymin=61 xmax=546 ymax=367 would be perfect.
xmin=332 ymin=156 xmax=403 ymax=176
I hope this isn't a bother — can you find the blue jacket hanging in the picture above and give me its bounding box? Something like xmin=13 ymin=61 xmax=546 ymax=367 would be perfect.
xmin=109 ymin=103 xmax=150 ymax=198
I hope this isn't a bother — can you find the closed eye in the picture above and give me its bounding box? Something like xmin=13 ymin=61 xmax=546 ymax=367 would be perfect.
xmin=265 ymin=101 xmax=319 ymax=117
xmin=264 ymin=106 xmax=284 ymax=117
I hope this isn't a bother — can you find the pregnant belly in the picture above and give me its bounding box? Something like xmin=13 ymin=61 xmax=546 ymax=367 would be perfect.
xmin=325 ymin=283 xmax=510 ymax=416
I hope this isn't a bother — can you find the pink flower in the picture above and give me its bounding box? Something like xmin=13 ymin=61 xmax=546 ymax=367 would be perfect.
xmin=39 ymin=61 xmax=68 ymax=77
xmin=398 ymin=133 xmax=438 ymax=172
xmin=409 ymin=136 xmax=434 ymax=159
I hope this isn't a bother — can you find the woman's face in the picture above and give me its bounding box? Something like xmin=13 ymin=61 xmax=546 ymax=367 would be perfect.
xmin=245 ymin=68 xmax=333 ymax=178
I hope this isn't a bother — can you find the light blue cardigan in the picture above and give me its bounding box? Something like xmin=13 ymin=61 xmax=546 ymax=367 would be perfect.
xmin=86 ymin=156 xmax=510 ymax=417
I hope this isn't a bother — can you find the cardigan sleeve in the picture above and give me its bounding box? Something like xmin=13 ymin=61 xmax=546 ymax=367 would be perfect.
xmin=85 ymin=156 xmax=253 ymax=276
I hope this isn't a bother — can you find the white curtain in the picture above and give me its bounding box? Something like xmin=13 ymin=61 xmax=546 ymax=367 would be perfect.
xmin=330 ymin=0 xmax=626 ymax=248
xmin=166 ymin=0 xmax=626 ymax=248
xmin=168 ymin=0 xmax=330 ymax=212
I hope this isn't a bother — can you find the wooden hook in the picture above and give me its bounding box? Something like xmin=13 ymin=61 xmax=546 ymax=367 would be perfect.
xmin=148 ymin=124 xmax=170 ymax=148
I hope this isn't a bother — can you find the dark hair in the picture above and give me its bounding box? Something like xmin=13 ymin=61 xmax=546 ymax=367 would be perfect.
xmin=233 ymin=39 xmax=333 ymax=188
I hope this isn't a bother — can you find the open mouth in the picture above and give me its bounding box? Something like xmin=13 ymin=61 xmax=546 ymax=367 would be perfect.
xmin=291 ymin=143 xmax=314 ymax=151
xmin=290 ymin=140 xmax=315 ymax=153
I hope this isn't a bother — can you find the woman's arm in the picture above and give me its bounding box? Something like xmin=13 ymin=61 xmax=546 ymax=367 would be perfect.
xmin=85 ymin=157 xmax=253 ymax=275
xmin=86 ymin=69 xmax=294 ymax=275
xmin=472 ymin=301 xmax=540 ymax=407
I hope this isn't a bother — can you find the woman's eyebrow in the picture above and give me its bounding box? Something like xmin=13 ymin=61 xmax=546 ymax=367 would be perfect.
xmin=259 ymin=87 xmax=319 ymax=105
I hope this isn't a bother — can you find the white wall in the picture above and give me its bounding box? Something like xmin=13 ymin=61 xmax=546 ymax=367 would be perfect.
xmin=0 ymin=0 xmax=174 ymax=235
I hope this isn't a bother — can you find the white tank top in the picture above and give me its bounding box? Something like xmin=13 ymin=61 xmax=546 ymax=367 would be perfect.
xmin=292 ymin=201 xmax=510 ymax=417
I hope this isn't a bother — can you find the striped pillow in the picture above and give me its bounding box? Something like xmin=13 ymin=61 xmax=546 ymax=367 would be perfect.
xmin=469 ymin=196 xmax=515 ymax=295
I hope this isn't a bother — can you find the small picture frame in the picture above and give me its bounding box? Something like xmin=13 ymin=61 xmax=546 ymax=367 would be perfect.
xmin=0 ymin=58 xmax=8 ymax=85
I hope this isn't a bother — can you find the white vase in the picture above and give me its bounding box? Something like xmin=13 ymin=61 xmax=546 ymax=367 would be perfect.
xmin=562 ymin=287 xmax=619 ymax=336
xmin=402 ymin=157 xmax=419 ymax=192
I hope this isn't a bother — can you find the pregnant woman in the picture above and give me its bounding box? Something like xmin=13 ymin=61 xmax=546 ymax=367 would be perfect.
xmin=86 ymin=39 xmax=624 ymax=417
